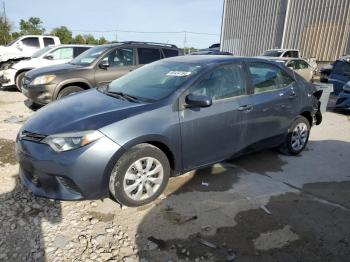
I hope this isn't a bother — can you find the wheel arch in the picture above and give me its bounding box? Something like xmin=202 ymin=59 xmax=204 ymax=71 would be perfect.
xmin=15 ymin=68 xmax=33 ymax=80
xmin=54 ymin=79 xmax=93 ymax=99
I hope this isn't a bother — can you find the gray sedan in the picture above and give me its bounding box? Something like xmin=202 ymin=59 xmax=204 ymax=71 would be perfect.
xmin=16 ymin=56 xmax=322 ymax=206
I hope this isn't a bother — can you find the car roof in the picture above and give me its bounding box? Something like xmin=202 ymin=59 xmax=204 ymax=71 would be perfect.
xmin=54 ymin=44 xmax=94 ymax=48
xmin=97 ymin=41 xmax=178 ymax=49
xmin=163 ymin=55 xmax=283 ymax=66
xmin=266 ymin=49 xmax=299 ymax=52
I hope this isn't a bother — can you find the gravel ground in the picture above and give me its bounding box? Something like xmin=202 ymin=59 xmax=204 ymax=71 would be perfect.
xmin=0 ymin=89 xmax=349 ymax=262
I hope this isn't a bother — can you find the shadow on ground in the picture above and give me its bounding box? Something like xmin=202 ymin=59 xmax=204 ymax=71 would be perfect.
xmin=0 ymin=138 xmax=62 ymax=262
xmin=135 ymin=140 xmax=350 ymax=261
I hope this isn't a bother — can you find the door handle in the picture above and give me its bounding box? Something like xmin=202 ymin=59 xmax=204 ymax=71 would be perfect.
xmin=238 ymin=104 xmax=253 ymax=111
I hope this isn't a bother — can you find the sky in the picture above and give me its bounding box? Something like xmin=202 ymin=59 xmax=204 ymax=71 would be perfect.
xmin=4 ymin=0 xmax=224 ymax=49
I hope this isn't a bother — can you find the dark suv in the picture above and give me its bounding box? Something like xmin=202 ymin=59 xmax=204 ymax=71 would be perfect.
xmin=17 ymin=56 xmax=322 ymax=207
xmin=21 ymin=41 xmax=181 ymax=105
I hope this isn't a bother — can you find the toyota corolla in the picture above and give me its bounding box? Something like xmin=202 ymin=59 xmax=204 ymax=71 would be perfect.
xmin=16 ymin=56 xmax=322 ymax=206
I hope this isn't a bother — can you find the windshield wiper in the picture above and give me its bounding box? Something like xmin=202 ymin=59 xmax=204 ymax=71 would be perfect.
xmin=106 ymin=91 xmax=140 ymax=103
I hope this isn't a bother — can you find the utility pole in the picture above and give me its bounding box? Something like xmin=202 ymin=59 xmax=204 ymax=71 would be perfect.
xmin=183 ymin=30 xmax=187 ymax=55
xmin=2 ymin=1 xmax=7 ymax=44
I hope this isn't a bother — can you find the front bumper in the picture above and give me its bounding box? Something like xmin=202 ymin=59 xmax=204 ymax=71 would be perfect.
xmin=16 ymin=135 xmax=125 ymax=200
xmin=21 ymin=80 xmax=57 ymax=105
xmin=335 ymin=91 xmax=350 ymax=110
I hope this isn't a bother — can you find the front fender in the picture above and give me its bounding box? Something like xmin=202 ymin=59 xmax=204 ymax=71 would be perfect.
xmin=54 ymin=78 xmax=93 ymax=99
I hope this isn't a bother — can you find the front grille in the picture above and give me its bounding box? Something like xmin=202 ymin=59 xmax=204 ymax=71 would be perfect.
xmin=344 ymin=90 xmax=350 ymax=94
xmin=20 ymin=130 xmax=47 ymax=142
xmin=56 ymin=176 xmax=81 ymax=195
xmin=22 ymin=77 xmax=31 ymax=89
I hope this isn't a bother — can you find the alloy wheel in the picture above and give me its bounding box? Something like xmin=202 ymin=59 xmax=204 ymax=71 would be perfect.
xmin=291 ymin=122 xmax=308 ymax=151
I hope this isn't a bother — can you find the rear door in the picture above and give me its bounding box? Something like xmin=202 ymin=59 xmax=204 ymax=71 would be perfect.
xmin=330 ymin=61 xmax=350 ymax=94
xmin=179 ymin=63 xmax=248 ymax=170
xmin=94 ymin=47 xmax=136 ymax=87
xmin=242 ymin=62 xmax=298 ymax=147
xmin=137 ymin=48 xmax=162 ymax=65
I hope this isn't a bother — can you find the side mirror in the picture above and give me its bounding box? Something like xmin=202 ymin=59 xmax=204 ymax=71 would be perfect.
xmin=44 ymin=55 xmax=54 ymax=60
xmin=185 ymin=94 xmax=212 ymax=108
xmin=99 ymin=60 xmax=110 ymax=70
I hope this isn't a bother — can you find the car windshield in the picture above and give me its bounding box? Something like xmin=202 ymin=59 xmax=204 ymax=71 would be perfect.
xmin=107 ymin=60 xmax=204 ymax=102
xmin=262 ymin=50 xmax=283 ymax=57
xmin=70 ymin=45 xmax=110 ymax=66
xmin=31 ymin=46 xmax=53 ymax=58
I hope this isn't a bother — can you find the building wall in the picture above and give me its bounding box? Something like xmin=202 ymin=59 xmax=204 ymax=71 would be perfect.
xmin=221 ymin=0 xmax=350 ymax=61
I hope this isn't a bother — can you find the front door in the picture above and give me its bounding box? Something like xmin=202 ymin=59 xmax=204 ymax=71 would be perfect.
xmin=94 ymin=47 xmax=136 ymax=87
xmin=242 ymin=62 xmax=299 ymax=147
xmin=179 ymin=63 xmax=248 ymax=170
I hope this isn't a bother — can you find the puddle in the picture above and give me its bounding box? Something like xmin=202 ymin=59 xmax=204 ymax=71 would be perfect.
xmin=165 ymin=164 xmax=240 ymax=195
xmin=137 ymin=181 xmax=350 ymax=261
xmin=229 ymin=150 xmax=287 ymax=176
xmin=87 ymin=211 xmax=115 ymax=222
xmin=0 ymin=138 xmax=17 ymax=166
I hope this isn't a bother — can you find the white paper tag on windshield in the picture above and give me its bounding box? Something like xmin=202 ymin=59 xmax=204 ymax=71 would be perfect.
xmin=166 ymin=71 xmax=192 ymax=77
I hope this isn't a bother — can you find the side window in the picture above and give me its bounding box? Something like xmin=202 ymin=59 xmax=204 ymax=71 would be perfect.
xmin=189 ymin=64 xmax=246 ymax=101
xmin=298 ymin=60 xmax=309 ymax=69
xmin=287 ymin=60 xmax=297 ymax=70
xmin=138 ymin=48 xmax=161 ymax=64
xmin=21 ymin=37 xmax=40 ymax=48
xmin=44 ymin=37 xmax=55 ymax=47
xmin=50 ymin=47 xmax=74 ymax=60
xmin=290 ymin=51 xmax=299 ymax=58
xmin=73 ymin=47 xmax=90 ymax=58
xmin=163 ymin=49 xmax=178 ymax=58
xmin=102 ymin=48 xmax=135 ymax=67
xmin=247 ymin=63 xmax=294 ymax=94
xmin=283 ymin=51 xmax=292 ymax=57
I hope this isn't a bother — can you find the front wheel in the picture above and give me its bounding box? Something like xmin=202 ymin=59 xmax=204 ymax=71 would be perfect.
xmin=57 ymin=86 xmax=84 ymax=99
xmin=15 ymin=71 xmax=27 ymax=92
xmin=279 ymin=116 xmax=310 ymax=155
xmin=109 ymin=144 xmax=170 ymax=207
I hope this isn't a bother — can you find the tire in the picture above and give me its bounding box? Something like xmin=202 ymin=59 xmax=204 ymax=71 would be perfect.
xmin=109 ymin=143 xmax=170 ymax=207
xmin=15 ymin=71 xmax=27 ymax=92
xmin=279 ymin=116 xmax=311 ymax=156
xmin=57 ymin=86 xmax=84 ymax=99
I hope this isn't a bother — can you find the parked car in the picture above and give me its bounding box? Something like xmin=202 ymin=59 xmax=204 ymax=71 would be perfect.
xmin=16 ymin=56 xmax=322 ymax=206
xmin=0 ymin=35 xmax=60 ymax=70
xmin=1 ymin=44 xmax=92 ymax=90
xmin=266 ymin=58 xmax=315 ymax=82
xmin=190 ymin=50 xmax=232 ymax=55
xmin=335 ymin=81 xmax=350 ymax=110
xmin=260 ymin=49 xmax=317 ymax=70
xmin=21 ymin=41 xmax=181 ymax=105
xmin=261 ymin=49 xmax=300 ymax=58
xmin=328 ymin=56 xmax=350 ymax=94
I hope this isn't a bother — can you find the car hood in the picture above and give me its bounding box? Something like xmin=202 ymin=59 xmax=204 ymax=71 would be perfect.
xmin=23 ymin=89 xmax=149 ymax=135
xmin=0 ymin=46 xmax=28 ymax=62
xmin=25 ymin=63 xmax=84 ymax=78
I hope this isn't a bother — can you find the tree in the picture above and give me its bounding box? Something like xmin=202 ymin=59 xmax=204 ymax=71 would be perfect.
xmin=0 ymin=16 xmax=11 ymax=45
xmin=51 ymin=26 xmax=72 ymax=44
xmin=73 ymin=34 xmax=85 ymax=44
xmin=19 ymin=17 xmax=45 ymax=35
xmin=98 ymin=37 xmax=108 ymax=45
xmin=84 ymin=34 xmax=97 ymax=45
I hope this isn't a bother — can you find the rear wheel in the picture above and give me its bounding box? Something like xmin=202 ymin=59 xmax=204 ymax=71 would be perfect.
xmin=109 ymin=144 xmax=170 ymax=207
xmin=15 ymin=71 xmax=27 ymax=92
xmin=57 ymin=86 xmax=84 ymax=99
xmin=279 ymin=116 xmax=310 ymax=155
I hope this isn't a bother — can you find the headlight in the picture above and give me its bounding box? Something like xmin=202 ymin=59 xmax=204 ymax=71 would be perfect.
xmin=42 ymin=130 xmax=104 ymax=152
xmin=31 ymin=75 xmax=56 ymax=85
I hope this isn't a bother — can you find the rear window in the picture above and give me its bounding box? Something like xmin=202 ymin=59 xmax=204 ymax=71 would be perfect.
xmin=44 ymin=37 xmax=55 ymax=47
xmin=138 ymin=48 xmax=161 ymax=64
xmin=163 ymin=49 xmax=179 ymax=58
xmin=21 ymin=37 xmax=40 ymax=48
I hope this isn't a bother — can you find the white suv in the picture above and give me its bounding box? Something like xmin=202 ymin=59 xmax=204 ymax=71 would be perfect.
xmin=2 ymin=44 xmax=92 ymax=90
xmin=0 ymin=35 xmax=61 ymax=65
